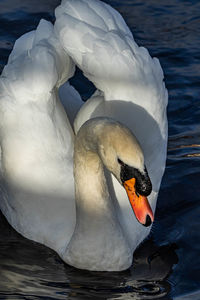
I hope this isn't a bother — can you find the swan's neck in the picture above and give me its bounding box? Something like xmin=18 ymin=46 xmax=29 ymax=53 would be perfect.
xmin=62 ymin=120 xmax=132 ymax=271
xmin=75 ymin=150 xmax=114 ymax=224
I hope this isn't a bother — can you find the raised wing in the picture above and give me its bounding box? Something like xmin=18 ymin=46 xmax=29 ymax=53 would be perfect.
xmin=0 ymin=19 xmax=78 ymax=253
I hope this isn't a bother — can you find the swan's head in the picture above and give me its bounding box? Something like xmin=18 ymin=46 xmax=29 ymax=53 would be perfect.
xmin=98 ymin=120 xmax=153 ymax=227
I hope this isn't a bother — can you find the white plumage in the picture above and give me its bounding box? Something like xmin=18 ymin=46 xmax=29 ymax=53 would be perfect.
xmin=0 ymin=0 xmax=168 ymax=271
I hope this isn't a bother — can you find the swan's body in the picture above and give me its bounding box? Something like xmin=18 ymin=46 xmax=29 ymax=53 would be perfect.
xmin=0 ymin=0 xmax=168 ymax=271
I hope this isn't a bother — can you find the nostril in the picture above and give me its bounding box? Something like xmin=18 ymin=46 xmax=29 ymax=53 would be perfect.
xmin=143 ymin=215 xmax=152 ymax=227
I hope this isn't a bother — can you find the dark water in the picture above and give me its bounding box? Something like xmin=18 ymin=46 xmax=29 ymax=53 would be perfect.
xmin=0 ymin=0 xmax=200 ymax=299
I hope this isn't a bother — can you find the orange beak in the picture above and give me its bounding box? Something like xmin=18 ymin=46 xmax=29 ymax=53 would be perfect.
xmin=123 ymin=178 xmax=154 ymax=227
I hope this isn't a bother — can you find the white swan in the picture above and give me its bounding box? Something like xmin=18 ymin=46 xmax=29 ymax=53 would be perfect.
xmin=0 ymin=0 xmax=168 ymax=271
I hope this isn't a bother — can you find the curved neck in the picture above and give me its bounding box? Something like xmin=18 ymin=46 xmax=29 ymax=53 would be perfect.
xmin=73 ymin=119 xmax=120 ymax=223
xmin=73 ymin=122 xmax=119 ymax=241
xmin=74 ymin=144 xmax=114 ymax=222
xmin=63 ymin=119 xmax=131 ymax=271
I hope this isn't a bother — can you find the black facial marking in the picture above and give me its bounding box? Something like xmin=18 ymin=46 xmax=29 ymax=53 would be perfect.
xmin=118 ymin=158 xmax=152 ymax=196
xmin=118 ymin=158 xmax=124 ymax=165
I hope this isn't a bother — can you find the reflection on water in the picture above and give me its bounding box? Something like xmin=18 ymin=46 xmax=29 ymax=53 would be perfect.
xmin=0 ymin=0 xmax=200 ymax=299
xmin=0 ymin=212 xmax=177 ymax=300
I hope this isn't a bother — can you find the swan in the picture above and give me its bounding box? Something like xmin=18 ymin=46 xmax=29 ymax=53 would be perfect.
xmin=0 ymin=0 xmax=168 ymax=271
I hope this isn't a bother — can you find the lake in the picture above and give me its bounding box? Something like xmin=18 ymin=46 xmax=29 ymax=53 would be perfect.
xmin=0 ymin=0 xmax=200 ymax=299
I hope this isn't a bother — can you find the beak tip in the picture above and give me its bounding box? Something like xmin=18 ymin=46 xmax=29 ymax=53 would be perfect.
xmin=143 ymin=214 xmax=153 ymax=227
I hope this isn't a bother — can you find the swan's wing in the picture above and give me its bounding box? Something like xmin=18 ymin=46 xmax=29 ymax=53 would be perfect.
xmin=0 ymin=19 xmax=77 ymax=253
xmin=2 ymin=19 xmax=76 ymax=98
xmin=13 ymin=20 xmax=84 ymax=127
xmin=55 ymin=0 xmax=168 ymax=149
xmin=55 ymin=0 xmax=168 ymax=183
xmin=55 ymin=0 xmax=168 ymax=250
xmin=54 ymin=0 xmax=134 ymax=90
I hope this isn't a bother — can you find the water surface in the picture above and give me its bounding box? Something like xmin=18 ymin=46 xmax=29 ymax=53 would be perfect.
xmin=0 ymin=0 xmax=200 ymax=299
